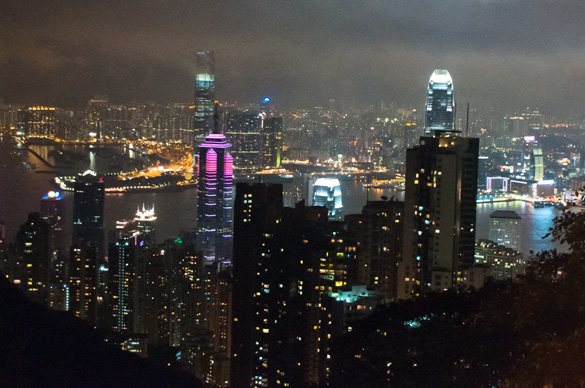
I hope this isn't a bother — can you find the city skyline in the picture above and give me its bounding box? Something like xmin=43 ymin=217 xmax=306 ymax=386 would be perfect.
xmin=1 ymin=4 xmax=584 ymax=382
xmin=1 ymin=1 xmax=584 ymax=113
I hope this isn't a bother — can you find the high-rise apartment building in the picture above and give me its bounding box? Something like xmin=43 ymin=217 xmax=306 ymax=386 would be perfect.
xmin=425 ymin=70 xmax=454 ymax=136
xmin=345 ymin=200 xmax=403 ymax=299
xmin=196 ymin=120 xmax=234 ymax=266
xmin=232 ymin=183 xmax=335 ymax=388
xmin=400 ymin=135 xmax=479 ymax=298
xmin=193 ymin=51 xmax=215 ymax=146
xmin=69 ymin=170 xmax=104 ymax=325
xmin=489 ymin=210 xmax=521 ymax=251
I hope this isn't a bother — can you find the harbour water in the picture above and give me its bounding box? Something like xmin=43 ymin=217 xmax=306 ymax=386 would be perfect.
xmin=0 ymin=136 xmax=562 ymax=256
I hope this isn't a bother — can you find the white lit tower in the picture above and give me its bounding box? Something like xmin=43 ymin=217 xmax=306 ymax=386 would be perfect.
xmin=196 ymin=103 xmax=234 ymax=267
xmin=425 ymin=69 xmax=454 ymax=136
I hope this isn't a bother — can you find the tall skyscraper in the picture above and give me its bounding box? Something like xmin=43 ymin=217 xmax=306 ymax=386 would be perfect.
xmin=108 ymin=221 xmax=138 ymax=333
xmin=40 ymin=191 xmax=68 ymax=310
xmin=133 ymin=205 xmax=156 ymax=334
xmin=523 ymin=136 xmax=544 ymax=181
xmin=400 ymin=135 xmax=479 ymax=298
xmin=225 ymin=110 xmax=262 ymax=171
xmin=193 ymin=50 xmax=215 ymax=146
xmin=425 ymin=69 xmax=454 ymax=136
xmin=260 ymin=116 xmax=283 ymax=169
xmin=69 ymin=170 xmax=104 ymax=324
xmin=196 ymin=105 xmax=234 ymax=267
xmin=134 ymin=205 xmax=156 ymax=250
xmin=489 ymin=210 xmax=521 ymax=251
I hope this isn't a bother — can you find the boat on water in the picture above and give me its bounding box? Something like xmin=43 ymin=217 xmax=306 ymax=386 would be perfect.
xmin=363 ymin=179 xmax=405 ymax=190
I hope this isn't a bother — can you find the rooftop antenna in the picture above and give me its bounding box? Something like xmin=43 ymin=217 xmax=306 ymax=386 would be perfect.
xmin=213 ymin=101 xmax=220 ymax=134
xmin=465 ymin=103 xmax=470 ymax=137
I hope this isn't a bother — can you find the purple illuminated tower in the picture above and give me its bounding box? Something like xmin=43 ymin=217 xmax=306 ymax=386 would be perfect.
xmin=196 ymin=104 xmax=234 ymax=267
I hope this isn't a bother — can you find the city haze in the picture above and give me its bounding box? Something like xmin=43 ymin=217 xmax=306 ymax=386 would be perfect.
xmin=1 ymin=0 xmax=584 ymax=111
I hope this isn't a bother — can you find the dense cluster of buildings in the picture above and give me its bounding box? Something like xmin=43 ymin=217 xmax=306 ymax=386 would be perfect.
xmin=1 ymin=59 xmax=579 ymax=387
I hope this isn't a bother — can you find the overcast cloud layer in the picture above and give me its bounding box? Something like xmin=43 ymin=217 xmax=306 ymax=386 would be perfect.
xmin=1 ymin=0 xmax=584 ymax=112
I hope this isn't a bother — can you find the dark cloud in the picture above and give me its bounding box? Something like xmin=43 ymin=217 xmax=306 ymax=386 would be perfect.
xmin=1 ymin=0 xmax=584 ymax=112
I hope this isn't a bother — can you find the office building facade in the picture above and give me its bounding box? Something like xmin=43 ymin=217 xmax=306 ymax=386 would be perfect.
xmin=489 ymin=210 xmax=521 ymax=251
xmin=225 ymin=110 xmax=262 ymax=171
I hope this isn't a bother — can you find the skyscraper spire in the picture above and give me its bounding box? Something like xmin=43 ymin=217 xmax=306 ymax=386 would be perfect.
xmin=213 ymin=101 xmax=220 ymax=134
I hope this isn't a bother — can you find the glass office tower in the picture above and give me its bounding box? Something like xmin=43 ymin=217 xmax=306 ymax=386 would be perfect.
xmin=193 ymin=51 xmax=215 ymax=146
xmin=196 ymin=133 xmax=234 ymax=267
xmin=425 ymin=69 xmax=454 ymax=136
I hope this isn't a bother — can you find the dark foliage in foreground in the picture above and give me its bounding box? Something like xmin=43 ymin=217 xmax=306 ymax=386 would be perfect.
xmin=0 ymin=275 xmax=202 ymax=388
xmin=327 ymin=208 xmax=585 ymax=388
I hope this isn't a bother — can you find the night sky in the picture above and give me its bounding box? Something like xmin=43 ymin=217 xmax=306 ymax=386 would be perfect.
xmin=1 ymin=0 xmax=584 ymax=111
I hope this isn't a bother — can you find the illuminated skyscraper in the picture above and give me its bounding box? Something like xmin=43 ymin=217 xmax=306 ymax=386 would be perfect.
xmin=425 ymin=70 xmax=454 ymax=136
xmin=108 ymin=221 xmax=138 ymax=333
xmin=134 ymin=204 xmax=156 ymax=250
xmin=196 ymin=105 xmax=234 ymax=267
xmin=313 ymin=178 xmax=343 ymax=221
xmin=133 ymin=205 xmax=156 ymax=334
xmin=523 ymin=136 xmax=544 ymax=181
xmin=193 ymin=50 xmax=215 ymax=146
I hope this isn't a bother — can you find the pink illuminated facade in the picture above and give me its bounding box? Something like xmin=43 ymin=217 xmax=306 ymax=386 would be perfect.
xmin=196 ymin=132 xmax=234 ymax=266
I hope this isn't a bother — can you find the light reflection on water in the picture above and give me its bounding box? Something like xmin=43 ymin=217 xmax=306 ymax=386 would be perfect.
xmin=0 ymin=138 xmax=563 ymax=255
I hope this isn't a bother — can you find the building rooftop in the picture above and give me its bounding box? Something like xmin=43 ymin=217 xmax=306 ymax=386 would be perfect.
xmin=489 ymin=210 xmax=521 ymax=219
